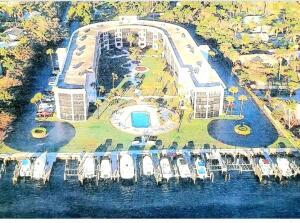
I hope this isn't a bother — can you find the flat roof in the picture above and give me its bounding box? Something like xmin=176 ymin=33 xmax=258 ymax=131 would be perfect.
xmin=57 ymin=18 xmax=224 ymax=90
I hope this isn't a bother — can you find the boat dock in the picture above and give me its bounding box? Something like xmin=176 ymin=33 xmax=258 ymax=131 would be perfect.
xmin=0 ymin=147 xmax=299 ymax=185
xmin=12 ymin=152 xmax=56 ymax=184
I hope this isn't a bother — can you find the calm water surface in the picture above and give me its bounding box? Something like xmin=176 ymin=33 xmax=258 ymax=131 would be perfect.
xmin=1 ymin=23 xmax=299 ymax=218
xmin=0 ymin=162 xmax=299 ymax=218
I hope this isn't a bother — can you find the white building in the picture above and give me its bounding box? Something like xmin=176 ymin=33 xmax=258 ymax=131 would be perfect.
xmin=3 ymin=27 xmax=23 ymax=41
xmin=239 ymin=15 xmax=273 ymax=42
xmin=54 ymin=16 xmax=225 ymax=121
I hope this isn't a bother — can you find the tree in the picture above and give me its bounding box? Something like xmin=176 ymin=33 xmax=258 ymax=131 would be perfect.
xmin=107 ymin=88 xmax=122 ymax=105
xmin=67 ymin=2 xmax=93 ymax=25
xmin=95 ymin=99 xmax=102 ymax=119
xmin=127 ymin=33 xmax=136 ymax=47
xmin=285 ymin=100 xmax=297 ymax=129
xmin=288 ymin=82 xmax=298 ymax=97
xmin=241 ymin=34 xmax=250 ymax=54
xmin=30 ymin=92 xmax=44 ymax=109
xmin=46 ymin=48 xmax=54 ymax=72
xmin=238 ymin=95 xmax=248 ymax=117
xmin=129 ymin=47 xmax=141 ymax=61
xmin=225 ymin=96 xmax=235 ymax=115
xmin=98 ymin=85 xmax=105 ymax=97
xmin=274 ymin=48 xmax=294 ymax=81
xmin=228 ymin=86 xmax=239 ymax=95
xmin=112 ymin=72 xmax=118 ymax=89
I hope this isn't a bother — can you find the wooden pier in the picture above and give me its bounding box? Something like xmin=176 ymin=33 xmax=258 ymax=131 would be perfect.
xmin=151 ymin=154 xmax=162 ymax=184
xmin=0 ymin=147 xmax=298 ymax=185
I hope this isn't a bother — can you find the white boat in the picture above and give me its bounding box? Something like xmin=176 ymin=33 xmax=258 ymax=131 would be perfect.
xmin=19 ymin=159 xmax=32 ymax=177
xmin=277 ymin=157 xmax=293 ymax=178
xmin=119 ymin=154 xmax=135 ymax=179
xmin=100 ymin=157 xmax=112 ymax=179
xmin=142 ymin=155 xmax=154 ymax=176
xmin=32 ymin=152 xmax=47 ymax=180
xmin=79 ymin=155 xmax=96 ymax=179
xmin=160 ymin=157 xmax=173 ymax=180
xmin=195 ymin=157 xmax=208 ymax=180
xmin=258 ymin=158 xmax=273 ymax=176
xmin=177 ymin=157 xmax=191 ymax=178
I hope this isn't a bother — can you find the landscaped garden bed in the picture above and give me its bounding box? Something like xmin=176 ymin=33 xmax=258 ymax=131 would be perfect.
xmin=234 ymin=124 xmax=251 ymax=136
xmin=31 ymin=127 xmax=47 ymax=139
xmin=135 ymin=66 xmax=149 ymax=73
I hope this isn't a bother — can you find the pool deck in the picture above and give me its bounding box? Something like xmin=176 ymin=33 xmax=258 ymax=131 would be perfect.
xmin=110 ymin=104 xmax=178 ymax=135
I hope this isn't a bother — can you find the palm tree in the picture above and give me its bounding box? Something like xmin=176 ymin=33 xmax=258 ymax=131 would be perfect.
xmin=46 ymin=48 xmax=54 ymax=72
xmin=95 ymin=99 xmax=102 ymax=119
xmin=112 ymin=72 xmax=118 ymax=89
xmin=98 ymin=85 xmax=105 ymax=97
xmin=127 ymin=33 xmax=136 ymax=47
xmin=288 ymin=83 xmax=298 ymax=98
xmin=274 ymin=48 xmax=294 ymax=81
xmin=107 ymin=88 xmax=122 ymax=105
xmin=285 ymin=100 xmax=297 ymax=129
xmin=228 ymin=86 xmax=239 ymax=96
xmin=225 ymin=96 xmax=235 ymax=115
xmin=238 ymin=95 xmax=248 ymax=117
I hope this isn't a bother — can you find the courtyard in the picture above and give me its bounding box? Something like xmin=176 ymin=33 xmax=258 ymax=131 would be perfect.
xmin=0 ymin=44 xmax=293 ymax=153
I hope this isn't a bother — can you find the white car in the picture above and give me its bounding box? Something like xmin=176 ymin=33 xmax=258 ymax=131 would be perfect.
xmin=48 ymin=76 xmax=57 ymax=86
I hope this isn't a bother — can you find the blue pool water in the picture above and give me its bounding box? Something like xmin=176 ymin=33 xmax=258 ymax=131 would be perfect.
xmin=131 ymin=112 xmax=150 ymax=128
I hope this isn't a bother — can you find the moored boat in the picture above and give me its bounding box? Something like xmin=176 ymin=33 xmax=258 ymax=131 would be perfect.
xmin=177 ymin=157 xmax=191 ymax=178
xmin=119 ymin=154 xmax=134 ymax=179
xmin=100 ymin=157 xmax=112 ymax=179
xmin=195 ymin=157 xmax=208 ymax=180
xmin=277 ymin=157 xmax=293 ymax=178
xmin=79 ymin=155 xmax=96 ymax=180
xmin=142 ymin=155 xmax=154 ymax=176
xmin=160 ymin=157 xmax=173 ymax=181
xmin=258 ymin=158 xmax=273 ymax=176
xmin=32 ymin=152 xmax=47 ymax=180
xmin=19 ymin=159 xmax=32 ymax=178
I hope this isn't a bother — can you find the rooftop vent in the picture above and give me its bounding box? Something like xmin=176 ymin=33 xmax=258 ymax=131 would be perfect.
xmin=194 ymin=67 xmax=199 ymax=74
xmin=76 ymin=51 xmax=83 ymax=56
xmin=72 ymin=62 xmax=84 ymax=69
xmin=80 ymin=35 xmax=87 ymax=41
xmin=78 ymin=45 xmax=86 ymax=51
xmin=78 ymin=71 xmax=85 ymax=76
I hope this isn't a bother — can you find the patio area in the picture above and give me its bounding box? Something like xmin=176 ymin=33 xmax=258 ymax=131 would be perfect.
xmin=110 ymin=104 xmax=178 ymax=135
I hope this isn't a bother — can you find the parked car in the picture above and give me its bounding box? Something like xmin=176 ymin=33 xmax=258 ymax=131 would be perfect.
xmin=36 ymin=111 xmax=53 ymax=118
xmin=38 ymin=103 xmax=54 ymax=111
xmin=48 ymin=76 xmax=57 ymax=86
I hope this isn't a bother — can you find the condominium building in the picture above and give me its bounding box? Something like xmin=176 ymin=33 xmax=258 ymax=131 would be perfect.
xmin=54 ymin=16 xmax=225 ymax=121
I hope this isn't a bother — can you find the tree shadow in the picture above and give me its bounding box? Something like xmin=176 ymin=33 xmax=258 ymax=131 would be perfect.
xmin=95 ymin=138 xmax=113 ymax=152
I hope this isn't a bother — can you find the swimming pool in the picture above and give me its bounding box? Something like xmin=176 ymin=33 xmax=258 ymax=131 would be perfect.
xmin=131 ymin=112 xmax=150 ymax=128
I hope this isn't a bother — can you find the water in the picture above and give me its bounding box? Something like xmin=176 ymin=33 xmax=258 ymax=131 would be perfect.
xmin=0 ymin=21 xmax=298 ymax=218
xmin=131 ymin=112 xmax=150 ymax=128
xmin=0 ymin=162 xmax=299 ymax=218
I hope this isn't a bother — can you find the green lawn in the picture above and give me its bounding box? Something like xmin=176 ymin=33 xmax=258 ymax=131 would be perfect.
xmin=0 ymin=51 xmax=295 ymax=154
xmin=139 ymin=56 xmax=177 ymax=96
xmin=159 ymin=113 xmax=243 ymax=149
xmin=59 ymin=109 xmax=243 ymax=152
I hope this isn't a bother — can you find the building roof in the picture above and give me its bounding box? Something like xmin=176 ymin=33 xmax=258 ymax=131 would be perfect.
xmin=57 ymin=18 xmax=224 ymax=90
xmin=243 ymin=15 xmax=262 ymax=24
